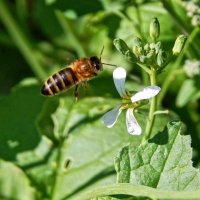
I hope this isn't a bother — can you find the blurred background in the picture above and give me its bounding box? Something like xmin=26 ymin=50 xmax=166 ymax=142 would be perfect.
xmin=0 ymin=0 xmax=200 ymax=199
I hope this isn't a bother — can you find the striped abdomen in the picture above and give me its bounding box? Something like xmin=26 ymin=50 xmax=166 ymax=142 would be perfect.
xmin=41 ymin=68 xmax=78 ymax=96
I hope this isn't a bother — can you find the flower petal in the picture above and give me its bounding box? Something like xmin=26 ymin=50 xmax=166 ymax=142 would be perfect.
xmin=113 ymin=67 xmax=127 ymax=97
xmin=131 ymin=86 xmax=161 ymax=103
xmin=126 ymin=108 xmax=142 ymax=135
xmin=102 ymin=105 xmax=122 ymax=128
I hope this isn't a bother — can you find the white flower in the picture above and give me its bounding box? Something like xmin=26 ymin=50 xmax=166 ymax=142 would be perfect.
xmin=183 ymin=59 xmax=200 ymax=78
xmin=102 ymin=67 xmax=161 ymax=135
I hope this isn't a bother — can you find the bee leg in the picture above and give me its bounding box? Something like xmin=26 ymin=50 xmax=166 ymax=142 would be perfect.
xmin=82 ymin=81 xmax=88 ymax=90
xmin=80 ymin=81 xmax=89 ymax=95
xmin=74 ymin=85 xmax=79 ymax=101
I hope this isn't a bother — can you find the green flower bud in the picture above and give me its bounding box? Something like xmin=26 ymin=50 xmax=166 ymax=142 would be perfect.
xmin=149 ymin=43 xmax=155 ymax=49
xmin=132 ymin=37 xmax=143 ymax=46
xmin=132 ymin=46 xmax=140 ymax=58
xmin=146 ymin=50 xmax=155 ymax=65
xmin=144 ymin=43 xmax=150 ymax=52
xmin=113 ymin=38 xmax=136 ymax=62
xmin=172 ymin=35 xmax=187 ymax=56
xmin=150 ymin=17 xmax=160 ymax=41
xmin=147 ymin=49 xmax=154 ymax=59
xmin=114 ymin=38 xmax=130 ymax=55
xmin=139 ymin=55 xmax=147 ymax=63
xmin=157 ymin=50 xmax=167 ymax=67
xmin=125 ymin=51 xmax=135 ymax=62
xmin=154 ymin=41 xmax=162 ymax=53
xmin=132 ymin=37 xmax=143 ymax=58
xmin=138 ymin=47 xmax=144 ymax=55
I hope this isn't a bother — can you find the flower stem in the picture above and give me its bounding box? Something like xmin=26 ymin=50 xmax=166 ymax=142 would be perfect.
xmin=157 ymin=27 xmax=199 ymax=105
xmin=55 ymin=10 xmax=87 ymax=57
xmin=0 ymin=0 xmax=47 ymax=80
xmin=143 ymin=67 xmax=157 ymax=141
xmin=161 ymin=0 xmax=189 ymax=35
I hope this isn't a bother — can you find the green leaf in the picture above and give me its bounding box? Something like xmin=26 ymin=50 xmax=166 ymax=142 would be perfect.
xmin=75 ymin=183 xmax=200 ymax=200
xmin=49 ymin=97 xmax=140 ymax=200
xmin=115 ymin=121 xmax=200 ymax=191
xmin=51 ymin=97 xmax=74 ymax=139
xmin=90 ymin=196 xmax=132 ymax=200
xmin=0 ymin=78 xmax=45 ymax=161
xmin=0 ymin=159 xmax=37 ymax=200
xmin=176 ymin=79 xmax=198 ymax=107
xmin=16 ymin=135 xmax=53 ymax=166
xmin=37 ymin=97 xmax=60 ymax=140
xmin=48 ymin=97 xmax=175 ymax=200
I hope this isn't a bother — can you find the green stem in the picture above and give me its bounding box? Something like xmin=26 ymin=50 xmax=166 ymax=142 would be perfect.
xmin=137 ymin=63 xmax=151 ymax=74
xmin=51 ymin=141 xmax=64 ymax=200
xmin=143 ymin=67 xmax=157 ymax=141
xmin=114 ymin=9 xmax=143 ymax=39
xmin=135 ymin=5 xmax=149 ymax=85
xmin=71 ymin=183 xmax=200 ymax=200
xmin=135 ymin=5 xmax=145 ymax=40
xmin=55 ymin=10 xmax=87 ymax=57
xmin=161 ymin=0 xmax=189 ymax=35
xmin=0 ymin=0 xmax=47 ymax=80
xmin=157 ymin=27 xmax=199 ymax=105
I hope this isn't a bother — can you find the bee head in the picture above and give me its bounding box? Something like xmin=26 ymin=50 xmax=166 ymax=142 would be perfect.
xmin=90 ymin=56 xmax=103 ymax=72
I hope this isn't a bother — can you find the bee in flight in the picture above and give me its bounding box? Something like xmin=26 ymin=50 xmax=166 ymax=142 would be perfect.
xmin=41 ymin=48 xmax=115 ymax=98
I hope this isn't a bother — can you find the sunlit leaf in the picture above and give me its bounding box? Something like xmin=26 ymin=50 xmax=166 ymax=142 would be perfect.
xmin=0 ymin=159 xmax=37 ymax=200
xmin=176 ymin=79 xmax=199 ymax=107
xmin=75 ymin=183 xmax=200 ymax=200
xmin=48 ymin=97 xmax=140 ymax=200
xmin=115 ymin=121 xmax=200 ymax=191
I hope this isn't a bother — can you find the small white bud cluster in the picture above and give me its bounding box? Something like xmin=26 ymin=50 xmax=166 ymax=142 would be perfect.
xmin=181 ymin=0 xmax=200 ymax=26
xmin=183 ymin=59 xmax=200 ymax=78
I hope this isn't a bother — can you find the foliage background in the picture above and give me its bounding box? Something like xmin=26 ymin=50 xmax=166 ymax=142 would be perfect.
xmin=0 ymin=0 xmax=200 ymax=199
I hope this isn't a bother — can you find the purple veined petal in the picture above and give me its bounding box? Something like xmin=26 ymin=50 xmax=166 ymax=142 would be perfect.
xmin=126 ymin=108 xmax=142 ymax=135
xmin=102 ymin=105 xmax=122 ymax=128
xmin=131 ymin=86 xmax=161 ymax=103
xmin=113 ymin=67 xmax=127 ymax=97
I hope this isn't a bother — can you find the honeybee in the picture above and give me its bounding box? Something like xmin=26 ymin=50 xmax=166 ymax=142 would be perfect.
xmin=41 ymin=48 xmax=115 ymax=98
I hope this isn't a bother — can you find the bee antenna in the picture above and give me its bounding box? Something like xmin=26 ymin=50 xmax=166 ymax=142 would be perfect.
xmin=100 ymin=46 xmax=117 ymax=68
xmin=99 ymin=46 xmax=104 ymax=60
xmin=102 ymin=62 xmax=117 ymax=68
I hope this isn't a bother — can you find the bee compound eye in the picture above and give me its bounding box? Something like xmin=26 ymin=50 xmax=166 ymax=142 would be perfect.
xmin=90 ymin=56 xmax=101 ymax=71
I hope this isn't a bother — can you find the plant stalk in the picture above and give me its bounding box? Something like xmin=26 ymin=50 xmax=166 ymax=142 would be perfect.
xmin=143 ymin=67 xmax=157 ymax=141
xmin=0 ymin=0 xmax=47 ymax=80
xmin=55 ymin=10 xmax=87 ymax=57
xmin=157 ymin=27 xmax=199 ymax=105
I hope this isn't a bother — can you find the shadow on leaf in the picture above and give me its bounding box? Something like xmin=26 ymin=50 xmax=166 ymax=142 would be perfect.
xmin=148 ymin=125 xmax=169 ymax=145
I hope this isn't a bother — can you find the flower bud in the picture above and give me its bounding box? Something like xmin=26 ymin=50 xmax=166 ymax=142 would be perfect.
xmin=150 ymin=17 xmax=160 ymax=41
xmin=172 ymin=35 xmax=187 ymax=56
xmin=113 ymin=38 xmax=136 ymax=62
xmin=132 ymin=37 xmax=143 ymax=46
xmin=132 ymin=37 xmax=143 ymax=58
xmin=144 ymin=43 xmax=150 ymax=52
xmin=146 ymin=50 xmax=154 ymax=65
xmin=139 ymin=55 xmax=147 ymax=63
xmin=157 ymin=50 xmax=167 ymax=67
xmin=149 ymin=43 xmax=155 ymax=49
xmin=154 ymin=41 xmax=162 ymax=54
xmin=147 ymin=49 xmax=154 ymax=59
xmin=114 ymin=38 xmax=130 ymax=55
xmin=125 ymin=51 xmax=135 ymax=62
xmin=132 ymin=46 xmax=140 ymax=58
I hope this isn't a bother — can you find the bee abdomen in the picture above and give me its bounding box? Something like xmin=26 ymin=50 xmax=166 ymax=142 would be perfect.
xmin=41 ymin=68 xmax=78 ymax=96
